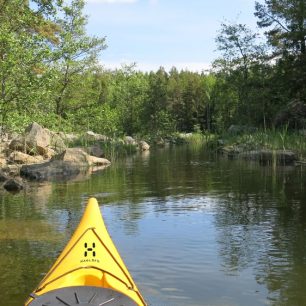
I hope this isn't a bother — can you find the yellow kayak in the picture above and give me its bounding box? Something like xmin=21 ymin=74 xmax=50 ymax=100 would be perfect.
xmin=25 ymin=198 xmax=146 ymax=306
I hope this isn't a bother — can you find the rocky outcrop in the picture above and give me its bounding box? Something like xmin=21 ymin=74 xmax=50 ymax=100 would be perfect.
xmin=9 ymin=122 xmax=67 ymax=157
xmin=19 ymin=148 xmax=111 ymax=181
xmin=46 ymin=129 xmax=67 ymax=153
xmin=44 ymin=148 xmax=56 ymax=159
xmin=0 ymin=124 xmax=115 ymax=189
xmin=9 ymin=122 xmax=51 ymax=155
xmin=9 ymin=151 xmax=44 ymax=164
xmin=221 ymin=148 xmax=297 ymax=165
xmin=52 ymin=148 xmax=110 ymax=166
xmin=52 ymin=148 xmax=89 ymax=164
xmin=0 ymin=124 xmax=151 ymax=188
xmin=138 ymin=140 xmax=150 ymax=151
xmin=3 ymin=164 xmax=20 ymax=176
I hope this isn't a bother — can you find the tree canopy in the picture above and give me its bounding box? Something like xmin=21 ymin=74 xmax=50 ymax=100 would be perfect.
xmin=1 ymin=0 xmax=306 ymax=136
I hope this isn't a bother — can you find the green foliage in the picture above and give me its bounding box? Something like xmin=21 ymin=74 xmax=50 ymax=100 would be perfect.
xmin=108 ymin=65 xmax=149 ymax=136
xmin=0 ymin=0 xmax=58 ymax=127
xmin=214 ymin=22 xmax=267 ymax=126
xmin=51 ymin=0 xmax=106 ymax=117
xmin=255 ymin=0 xmax=306 ymax=55
xmin=181 ymin=132 xmax=214 ymax=147
xmin=6 ymin=112 xmax=75 ymax=133
xmin=2 ymin=0 xmax=306 ymax=146
xmin=255 ymin=0 xmax=306 ymax=99
xmin=102 ymin=141 xmax=138 ymax=161
xmin=73 ymin=103 xmax=120 ymax=136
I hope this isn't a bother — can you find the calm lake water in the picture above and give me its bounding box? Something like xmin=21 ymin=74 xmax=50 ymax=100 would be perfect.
xmin=1 ymin=145 xmax=306 ymax=306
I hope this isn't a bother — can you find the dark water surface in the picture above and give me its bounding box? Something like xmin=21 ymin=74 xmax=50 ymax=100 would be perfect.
xmin=1 ymin=146 xmax=306 ymax=306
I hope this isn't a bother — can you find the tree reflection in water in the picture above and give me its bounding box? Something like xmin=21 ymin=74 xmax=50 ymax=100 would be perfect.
xmin=1 ymin=146 xmax=306 ymax=305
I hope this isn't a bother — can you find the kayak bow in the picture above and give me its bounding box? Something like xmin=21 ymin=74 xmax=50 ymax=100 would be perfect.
xmin=25 ymin=198 xmax=146 ymax=306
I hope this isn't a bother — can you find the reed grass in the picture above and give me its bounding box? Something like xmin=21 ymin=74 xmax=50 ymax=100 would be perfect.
xmin=217 ymin=129 xmax=306 ymax=159
xmin=70 ymin=136 xmax=138 ymax=162
xmin=178 ymin=132 xmax=216 ymax=146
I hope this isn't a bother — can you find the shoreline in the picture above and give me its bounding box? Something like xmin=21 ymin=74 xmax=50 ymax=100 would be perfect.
xmin=2 ymin=124 xmax=306 ymax=193
xmin=0 ymin=123 xmax=150 ymax=192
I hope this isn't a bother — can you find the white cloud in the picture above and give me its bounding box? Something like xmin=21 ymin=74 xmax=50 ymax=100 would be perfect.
xmin=149 ymin=0 xmax=158 ymax=5
xmin=86 ymin=0 xmax=137 ymax=4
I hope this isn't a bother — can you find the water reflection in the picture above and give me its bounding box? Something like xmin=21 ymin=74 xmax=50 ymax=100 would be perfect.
xmin=1 ymin=146 xmax=306 ymax=305
xmin=212 ymin=164 xmax=306 ymax=306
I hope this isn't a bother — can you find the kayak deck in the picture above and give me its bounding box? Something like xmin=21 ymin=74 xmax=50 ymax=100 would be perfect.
xmin=26 ymin=198 xmax=146 ymax=306
xmin=28 ymin=286 xmax=137 ymax=305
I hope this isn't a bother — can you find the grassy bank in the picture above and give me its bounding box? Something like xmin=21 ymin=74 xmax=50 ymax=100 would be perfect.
xmin=211 ymin=130 xmax=306 ymax=160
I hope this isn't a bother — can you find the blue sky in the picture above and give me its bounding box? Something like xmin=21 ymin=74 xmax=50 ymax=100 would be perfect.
xmin=85 ymin=0 xmax=260 ymax=72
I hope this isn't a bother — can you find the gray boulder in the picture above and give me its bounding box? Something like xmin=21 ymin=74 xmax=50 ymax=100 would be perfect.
xmin=52 ymin=148 xmax=89 ymax=164
xmin=52 ymin=148 xmax=110 ymax=167
xmin=87 ymin=145 xmax=105 ymax=158
xmin=87 ymin=155 xmax=111 ymax=166
xmin=276 ymin=150 xmax=297 ymax=165
xmin=240 ymin=149 xmax=297 ymax=165
xmin=138 ymin=141 xmax=150 ymax=151
xmin=219 ymin=146 xmax=242 ymax=158
xmin=57 ymin=132 xmax=79 ymax=144
xmin=3 ymin=164 xmax=20 ymax=176
xmin=9 ymin=151 xmax=44 ymax=164
xmin=20 ymin=160 xmax=82 ymax=181
xmin=20 ymin=148 xmax=111 ymax=181
xmin=124 ymin=136 xmax=137 ymax=145
xmin=3 ymin=178 xmax=24 ymax=192
xmin=9 ymin=122 xmax=51 ymax=156
xmin=85 ymin=131 xmax=108 ymax=142
xmin=45 ymin=130 xmax=67 ymax=153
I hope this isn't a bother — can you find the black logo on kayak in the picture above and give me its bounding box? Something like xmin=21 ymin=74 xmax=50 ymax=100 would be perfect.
xmin=84 ymin=242 xmax=96 ymax=257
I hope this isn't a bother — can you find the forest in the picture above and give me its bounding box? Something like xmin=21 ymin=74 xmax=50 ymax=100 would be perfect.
xmin=1 ymin=0 xmax=306 ymax=140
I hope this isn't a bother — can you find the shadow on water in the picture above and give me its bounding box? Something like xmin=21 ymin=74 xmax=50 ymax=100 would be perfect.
xmin=1 ymin=145 xmax=306 ymax=305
